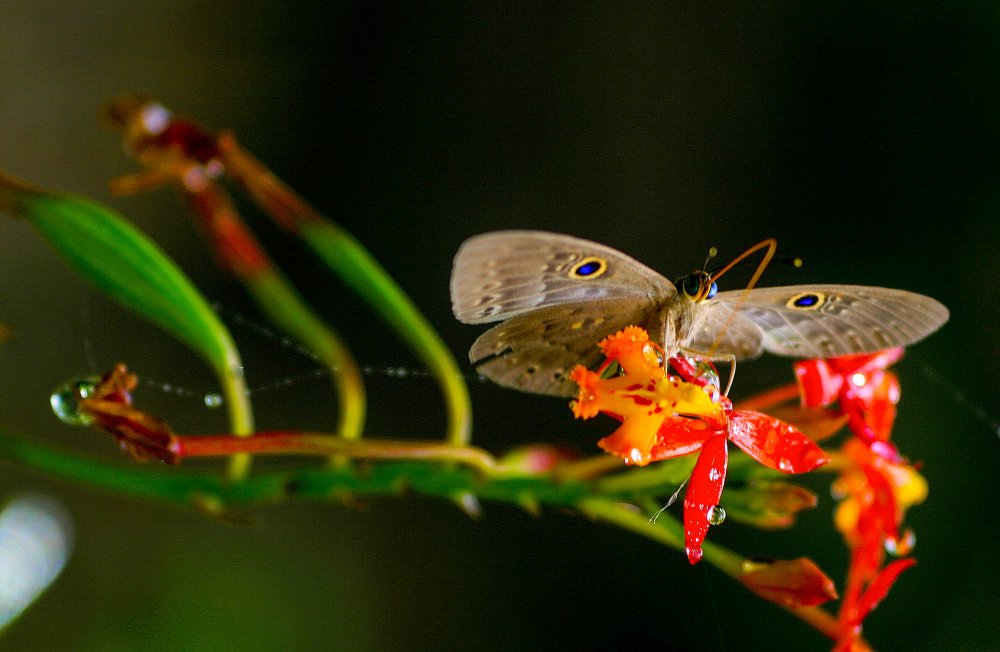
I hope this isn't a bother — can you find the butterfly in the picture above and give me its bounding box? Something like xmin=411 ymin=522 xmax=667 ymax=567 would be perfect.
xmin=450 ymin=231 xmax=949 ymax=396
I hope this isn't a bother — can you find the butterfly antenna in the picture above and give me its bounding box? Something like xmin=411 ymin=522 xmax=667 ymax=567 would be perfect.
xmin=707 ymin=238 xmax=778 ymax=356
xmin=702 ymin=246 xmax=718 ymax=272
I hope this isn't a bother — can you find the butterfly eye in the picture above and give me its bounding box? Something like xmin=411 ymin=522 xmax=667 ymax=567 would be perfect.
xmin=785 ymin=291 xmax=826 ymax=310
xmin=569 ymin=256 xmax=608 ymax=279
xmin=681 ymin=274 xmax=701 ymax=298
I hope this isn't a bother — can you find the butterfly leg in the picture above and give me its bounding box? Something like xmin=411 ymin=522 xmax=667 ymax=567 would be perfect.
xmin=721 ymin=354 xmax=736 ymax=398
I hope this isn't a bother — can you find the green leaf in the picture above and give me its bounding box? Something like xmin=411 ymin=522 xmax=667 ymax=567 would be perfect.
xmin=0 ymin=171 xmax=254 ymax=475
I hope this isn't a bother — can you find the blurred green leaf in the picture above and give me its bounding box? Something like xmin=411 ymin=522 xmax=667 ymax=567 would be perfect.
xmin=0 ymin=171 xmax=254 ymax=475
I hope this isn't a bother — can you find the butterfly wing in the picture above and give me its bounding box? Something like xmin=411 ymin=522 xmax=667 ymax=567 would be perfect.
xmin=469 ymin=297 xmax=662 ymax=396
xmin=451 ymin=231 xmax=676 ymax=324
xmin=681 ymin=302 xmax=765 ymax=360
xmin=707 ymin=285 xmax=949 ymax=359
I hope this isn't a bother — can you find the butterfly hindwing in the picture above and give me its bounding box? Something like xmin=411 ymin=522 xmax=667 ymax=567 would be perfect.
xmin=682 ymin=301 xmax=765 ymax=360
xmin=711 ymin=284 xmax=950 ymax=358
xmin=468 ymin=297 xmax=661 ymax=396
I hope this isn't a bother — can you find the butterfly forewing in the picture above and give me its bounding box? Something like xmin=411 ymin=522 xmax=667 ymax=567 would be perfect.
xmin=712 ymin=285 xmax=950 ymax=358
xmin=451 ymin=231 xmax=675 ymax=324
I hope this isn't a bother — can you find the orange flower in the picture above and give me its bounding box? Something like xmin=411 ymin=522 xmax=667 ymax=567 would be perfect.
xmin=570 ymin=327 xmax=828 ymax=563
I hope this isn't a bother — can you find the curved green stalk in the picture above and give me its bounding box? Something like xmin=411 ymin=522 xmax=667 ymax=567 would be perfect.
xmin=245 ymin=270 xmax=365 ymax=439
xmin=218 ymin=139 xmax=471 ymax=446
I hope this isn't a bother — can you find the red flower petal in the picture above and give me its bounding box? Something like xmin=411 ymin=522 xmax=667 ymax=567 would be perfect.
xmin=826 ymin=348 xmax=904 ymax=376
xmin=738 ymin=557 xmax=839 ymax=607
xmin=854 ymin=558 xmax=917 ymax=624
xmin=858 ymin=464 xmax=900 ymax=545
xmin=727 ymin=410 xmax=830 ymax=473
xmin=683 ymin=433 xmax=728 ymax=564
xmin=794 ymin=359 xmax=842 ymax=407
xmin=649 ymin=416 xmax=715 ymax=461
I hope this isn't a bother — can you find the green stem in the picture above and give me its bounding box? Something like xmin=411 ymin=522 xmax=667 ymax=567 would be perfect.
xmin=577 ymin=497 xmax=846 ymax=644
xmin=245 ymin=271 xmax=366 ymax=440
xmin=217 ymin=357 xmax=254 ymax=480
xmin=0 ymin=427 xmax=854 ymax=646
xmin=217 ymin=137 xmax=471 ymax=447
xmin=176 ymin=432 xmax=497 ymax=474
xmin=297 ymin=220 xmax=471 ymax=447
xmin=577 ymin=497 xmax=685 ymax=550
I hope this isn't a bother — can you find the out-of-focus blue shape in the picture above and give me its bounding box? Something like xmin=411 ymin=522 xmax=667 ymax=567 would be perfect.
xmin=0 ymin=495 xmax=73 ymax=632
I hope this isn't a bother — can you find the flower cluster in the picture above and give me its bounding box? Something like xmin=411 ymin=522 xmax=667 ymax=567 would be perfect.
xmin=571 ymin=329 xmax=927 ymax=648
xmin=569 ymin=326 xmax=828 ymax=564
xmin=796 ymin=350 xmax=925 ymax=650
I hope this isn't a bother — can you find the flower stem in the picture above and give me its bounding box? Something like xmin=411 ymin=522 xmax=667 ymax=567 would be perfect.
xmin=173 ymin=431 xmax=499 ymax=474
xmin=734 ymin=382 xmax=799 ymax=411
xmin=217 ymin=134 xmax=472 ymax=447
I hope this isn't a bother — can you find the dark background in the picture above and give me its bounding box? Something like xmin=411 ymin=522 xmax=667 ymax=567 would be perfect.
xmin=0 ymin=2 xmax=997 ymax=649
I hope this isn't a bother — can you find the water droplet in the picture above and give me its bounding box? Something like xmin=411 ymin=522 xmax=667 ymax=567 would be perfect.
xmin=707 ymin=505 xmax=727 ymax=525
xmin=885 ymin=528 xmax=915 ymax=556
xmin=778 ymin=458 xmax=794 ymax=473
xmin=203 ymin=393 xmax=224 ymax=409
xmin=49 ymin=378 xmax=99 ymax=426
xmin=708 ymin=467 xmax=722 ymax=482
xmin=693 ymin=361 xmax=720 ymax=389
xmin=455 ymin=492 xmax=482 ymax=519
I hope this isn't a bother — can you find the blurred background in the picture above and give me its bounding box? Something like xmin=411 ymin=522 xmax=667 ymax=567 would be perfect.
xmin=0 ymin=2 xmax=998 ymax=649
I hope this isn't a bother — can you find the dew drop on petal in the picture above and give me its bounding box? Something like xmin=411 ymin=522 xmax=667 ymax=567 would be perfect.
xmin=203 ymin=393 xmax=224 ymax=409
xmin=778 ymin=458 xmax=794 ymax=473
xmin=886 ymin=528 xmax=916 ymax=556
xmin=708 ymin=467 xmax=722 ymax=482
xmin=49 ymin=378 xmax=99 ymax=426
xmin=693 ymin=361 xmax=721 ymax=389
xmin=707 ymin=505 xmax=727 ymax=526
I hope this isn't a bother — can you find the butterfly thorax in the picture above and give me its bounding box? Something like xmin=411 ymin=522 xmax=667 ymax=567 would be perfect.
xmin=647 ymin=294 xmax=703 ymax=358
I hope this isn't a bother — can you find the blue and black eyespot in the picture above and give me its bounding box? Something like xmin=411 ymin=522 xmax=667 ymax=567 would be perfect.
xmin=569 ymin=256 xmax=608 ymax=279
xmin=785 ymin=291 xmax=826 ymax=310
